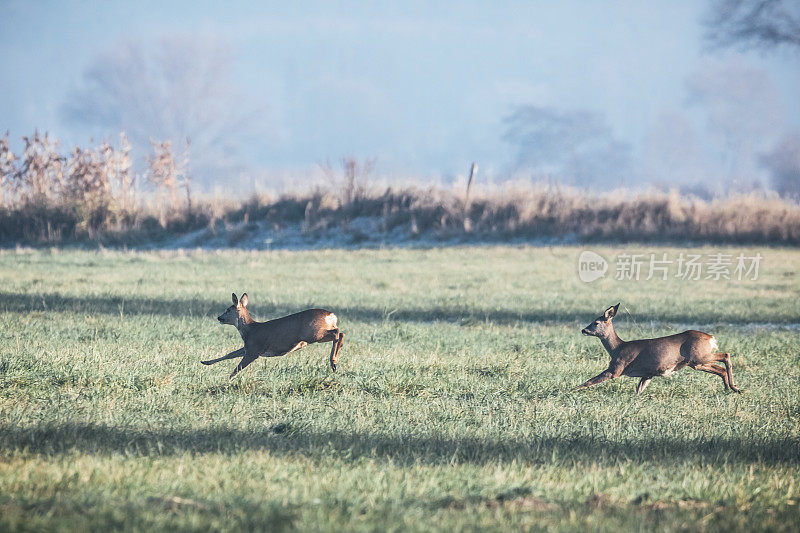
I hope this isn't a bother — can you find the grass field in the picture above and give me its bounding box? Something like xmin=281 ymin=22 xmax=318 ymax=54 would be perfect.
xmin=0 ymin=245 xmax=798 ymax=531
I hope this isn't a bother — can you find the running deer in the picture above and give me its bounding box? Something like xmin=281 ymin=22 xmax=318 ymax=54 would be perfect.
xmin=576 ymin=303 xmax=741 ymax=394
xmin=201 ymin=293 xmax=345 ymax=379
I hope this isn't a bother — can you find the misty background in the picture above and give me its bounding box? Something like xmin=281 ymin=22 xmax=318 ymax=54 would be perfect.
xmin=1 ymin=0 xmax=799 ymax=196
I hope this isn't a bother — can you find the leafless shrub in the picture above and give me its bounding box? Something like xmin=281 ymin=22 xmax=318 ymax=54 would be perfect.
xmin=321 ymin=156 xmax=375 ymax=207
xmin=342 ymin=156 xmax=375 ymax=205
xmin=65 ymin=146 xmax=110 ymax=203
xmin=0 ymin=132 xmax=162 ymax=241
xmin=10 ymin=132 xmax=65 ymax=204
xmin=0 ymin=131 xmax=798 ymax=245
xmin=147 ymin=139 xmax=191 ymax=226
xmin=106 ymin=133 xmax=136 ymax=216
xmin=0 ymin=132 xmax=16 ymax=207
xmin=64 ymin=144 xmax=112 ymax=237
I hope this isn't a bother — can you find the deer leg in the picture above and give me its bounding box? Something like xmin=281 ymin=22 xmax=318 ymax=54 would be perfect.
xmin=285 ymin=341 xmax=308 ymax=354
xmin=319 ymin=328 xmax=341 ymax=371
xmin=636 ymin=377 xmax=652 ymax=395
xmin=229 ymin=354 xmax=258 ymax=380
xmin=201 ymin=347 xmax=245 ymax=365
xmin=714 ymin=353 xmax=741 ymax=393
xmin=574 ymin=369 xmax=616 ymax=391
xmin=336 ymin=331 xmax=345 ymax=354
xmin=330 ymin=331 xmax=345 ymax=371
xmin=692 ymin=363 xmax=734 ymax=391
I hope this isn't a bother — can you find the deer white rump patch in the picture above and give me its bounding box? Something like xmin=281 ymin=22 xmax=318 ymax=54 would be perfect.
xmin=325 ymin=313 xmax=338 ymax=329
xmin=709 ymin=336 xmax=718 ymax=352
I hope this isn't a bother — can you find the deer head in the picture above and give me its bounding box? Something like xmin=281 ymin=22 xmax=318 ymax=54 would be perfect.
xmin=218 ymin=292 xmax=251 ymax=327
xmin=581 ymin=303 xmax=619 ymax=338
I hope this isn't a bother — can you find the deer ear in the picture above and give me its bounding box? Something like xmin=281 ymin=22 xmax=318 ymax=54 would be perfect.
xmin=240 ymin=293 xmax=248 ymax=307
xmin=231 ymin=292 xmax=238 ymax=305
xmin=604 ymin=304 xmax=619 ymax=319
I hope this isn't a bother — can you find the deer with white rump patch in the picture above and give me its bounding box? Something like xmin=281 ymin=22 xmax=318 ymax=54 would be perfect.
xmin=576 ymin=303 xmax=741 ymax=394
xmin=202 ymin=293 xmax=345 ymax=379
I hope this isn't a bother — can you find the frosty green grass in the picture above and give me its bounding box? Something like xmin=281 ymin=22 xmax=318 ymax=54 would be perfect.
xmin=0 ymin=246 xmax=798 ymax=531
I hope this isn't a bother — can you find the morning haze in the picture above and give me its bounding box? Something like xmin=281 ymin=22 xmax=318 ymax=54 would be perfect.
xmin=1 ymin=1 xmax=797 ymax=192
xmin=2 ymin=3 xmax=800 ymax=531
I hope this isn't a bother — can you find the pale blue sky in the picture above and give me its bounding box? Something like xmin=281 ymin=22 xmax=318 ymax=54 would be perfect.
xmin=1 ymin=1 xmax=798 ymax=182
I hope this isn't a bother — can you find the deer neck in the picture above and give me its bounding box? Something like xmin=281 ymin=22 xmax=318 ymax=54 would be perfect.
xmin=235 ymin=311 xmax=255 ymax=341
xmin=600 ymin=325 xmax=624 ymax=355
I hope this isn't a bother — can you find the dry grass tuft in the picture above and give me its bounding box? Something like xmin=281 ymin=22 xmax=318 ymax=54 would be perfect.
xmin=0 ymin=132 xmax=798 ymax=245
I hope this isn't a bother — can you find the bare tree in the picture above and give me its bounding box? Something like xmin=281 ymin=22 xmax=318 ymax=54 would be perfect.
xmin=705 ymin=0 xmax=800 ymax=50
xmin=61 ymin=35 xmax=258 ymax=187
xmin=685 ymin=61 xmax=783 ymax=187
xmin=503 ymin=106 xmax=631 ymax=187
xmin=761 ymin=133 xmax=800 ymax=197
xmin=640 ymin=110 xmax=710 ymax=190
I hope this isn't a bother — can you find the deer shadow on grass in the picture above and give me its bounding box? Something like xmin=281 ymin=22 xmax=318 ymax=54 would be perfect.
xmin=0 ymin=291 xmax=785 ymax=326
xmin=1 ymin=422 xmax=797 ymax=467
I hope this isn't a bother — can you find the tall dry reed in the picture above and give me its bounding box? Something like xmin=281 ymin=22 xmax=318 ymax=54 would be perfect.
xmin=0 ymin=132 xmax=798 ymax=246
